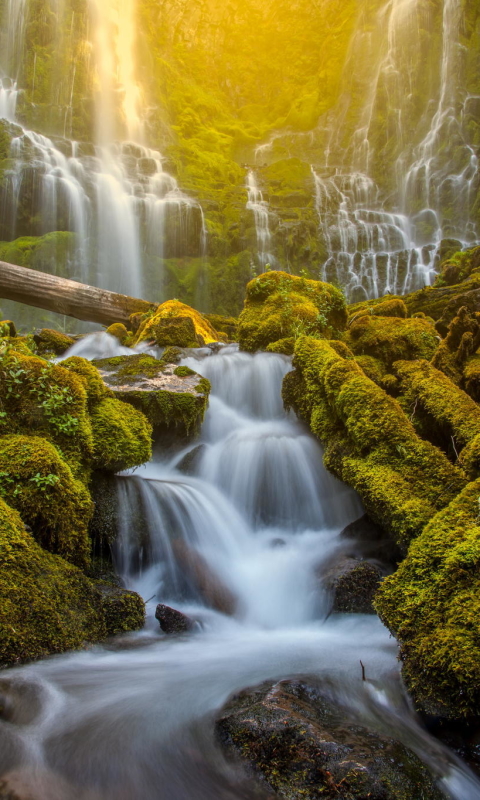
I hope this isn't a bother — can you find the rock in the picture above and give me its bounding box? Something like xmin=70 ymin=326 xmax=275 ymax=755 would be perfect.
xmin=96 ymin=583 xmax=145 ymax=636
xmin=172 ymin=540 xmax=237 ymax=615
xmin=176 ymin=444 xmax=206 ymax=475
xmin=340 ymin=514 xmax=402 ymax=566
xmin=216 ymin=680 xmax=443 ymax=800
xmin=155 ymin=603 xmax=195 ymax=634
xmin=0 ymin=768 xmax=94 ymax=800
xmin=92 ymin=353 xmax=210 ymax=436
xmin=32 ymin=328 xmax=75 ymax=355
xmin=438 ymin=238 xmax=463 ymax=264
xmin=322 ymin=557 xmax=383 ymax=614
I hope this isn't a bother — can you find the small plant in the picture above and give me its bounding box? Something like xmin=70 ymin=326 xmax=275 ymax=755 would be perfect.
xmin=29 ymin=472 xmax=60 ymax=492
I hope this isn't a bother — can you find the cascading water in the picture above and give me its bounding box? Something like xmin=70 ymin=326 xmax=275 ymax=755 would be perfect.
xmin=257 ymin=0 xmax=479 ymax=301
xmin=1 ymin=340 xmax=480 ymax=798
xmin=246 ymin=170 xmax=276 ymax=272
xmin=0 ymin=0 xmax=207 ymax=300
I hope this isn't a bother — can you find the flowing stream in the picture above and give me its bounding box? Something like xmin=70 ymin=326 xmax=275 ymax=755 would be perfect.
xmin=1 ymin=341 xmax=480 ymax=798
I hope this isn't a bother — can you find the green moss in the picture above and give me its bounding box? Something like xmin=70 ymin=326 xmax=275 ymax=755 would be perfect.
xmin=0 ymin=349 xmax=94 ymax=478
xmin=463 ymin=354 xmax=480 ymax=402
xmin=90 ymin=398 xmax=152 ymax=473
xmin=375 ymin=478 xmax=480 ymax=717
xmin=0 ymin=435 xmax=93 ymax=568
xmin=284 ymin=337 xmax=466 ymax=548
xmin=61 ymin=356 xmax=112 ymax=408
xmin=239 ymin=271 xmax=347 ymax=353
xmin=371 ymin=298 xmax=408 ymax=318
xmin=266 ymin=337 xmax=295 ymax=355
xmin=435 ymin=245 xmax=480 ymax=286
xmin=34 ymin=328 xmax=75 ymax=356
xmin=174 ymin=365 xmax=196 ymax=377
xmin=346 ymin=315 xmax=438 ymax=371
xmin=97 ymin=584 xmax=145 ymax=637
xmin=394 ymin=359 xmax=480 ymax=464
xmin=135 ymin=300 xmax=219 ymax=347
xmin=161 ymin=347 xmax=183 ymax=364
xmin=354 ymin=354 xmax=386 ymax=384
xmin=106 ymin=323 xmax=130 ymax=344
xmin=202 ymin=313 xmax=238 ymax=340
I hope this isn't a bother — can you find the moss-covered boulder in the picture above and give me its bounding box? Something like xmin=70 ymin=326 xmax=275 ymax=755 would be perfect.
xmin=217 ymin=680 xmax=442 ymax=799
xmin=93 ymin=354 xmax=210 ymax=436
xmin=33 ymin=328 xmax=75 ymax=356
xmin=0 ymin=498 xmax=144 ymax=666
xmin=376 ymin=479 xmax=480 ymax=718
xmin=90 ymin=397 xmax=153 ymax=472
xmin=346 ymin=314 xmax=438 ymax=371
xmin=238 ymin=271 xmax=347 ymax=352
xmin=0 ymin=348 xmax=94 ymax=478
xmin=202 ymin=313 xmax=238 ymax=341
xmin=283 ymin=337 xmax=466 ymax=549
xmin=134 ymin=299 xmax=220 ymax=347
xmin=0 ymin=435 xmax=93 ymax=569
xmin=61 ymin=355 xmax=113 ymax=408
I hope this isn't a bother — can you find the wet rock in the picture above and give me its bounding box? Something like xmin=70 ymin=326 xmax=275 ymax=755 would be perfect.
xmin=340 ymin=514 xmax=402 ymax=566
xmin=0 ymin=768 xmax=82 ymax=800
xmin=172 ymin=541 xmax=237 ymax=615
xmin=217 ymin=680 xmax=443 ymax=800
xmin=155 ymin=603 xmax=195 ymax=634
xmin=33 ymin=328 xmax=75 ymax=355
xmin=96 ymin=583 xmax=145 ymax=636
xmin=322 ymin=557 xmax=383 ymax=614
xmin=93 ymin=353 xmax=210 ymax=436
xmin=176 ymin=444 xmax=206 ymax=475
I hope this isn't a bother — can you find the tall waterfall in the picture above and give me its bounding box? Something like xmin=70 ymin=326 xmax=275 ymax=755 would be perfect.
xmin=246 ymin=170 xmax=276 ymax=272
xmin=0 ymin=341 xmax=479 ymax=798
xmin=0 ymin=0 xmax=206 ymax=300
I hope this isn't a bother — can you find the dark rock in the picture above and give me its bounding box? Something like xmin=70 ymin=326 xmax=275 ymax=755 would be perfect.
xmin=217 ymin=680 xmax=443 ymax=800
xmin=172 ymin=541 xmax=237 ymax=615
xmin=322 ymin=557 xmax=383 ymax=614
xmin=340 ymin=514 xmax=402 ymax=566
xmin=155 ymin=603 xmax=195 ymax=634
xmin=176 ymin=444 xmax=206 ymax=475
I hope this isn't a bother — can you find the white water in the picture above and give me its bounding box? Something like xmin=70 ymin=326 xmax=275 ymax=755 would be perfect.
xmin=246 ymin=170 xmax=276 ymax=271
xmin=1 ymin=340 xmax=479 ymax=798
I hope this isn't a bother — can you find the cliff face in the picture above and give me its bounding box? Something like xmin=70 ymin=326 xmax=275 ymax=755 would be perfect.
xmin=0 ymin=0 xmax=479 ymax=321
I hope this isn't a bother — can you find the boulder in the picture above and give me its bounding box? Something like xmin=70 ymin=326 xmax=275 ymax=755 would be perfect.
xmin=32 ymin=328 xmax=75 ymax=356
xmin=322 ymin=557 xmax=383 ymax=614
xmin=155 ymin=603 xmax=194 ymax=634
xmin=93 ymin=353 xmax=210 ymax=436
xmin=217 ymin=680 xmax=443 ymax=800
xmin=172 ymin=540 xmax=237 ymax=615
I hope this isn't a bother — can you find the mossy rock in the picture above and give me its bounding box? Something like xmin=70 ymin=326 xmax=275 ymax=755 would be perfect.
xmin=266 ymin=337 xmax=295 ymax=355
xmin=97 ymin=583 xmax=145 ymax=637
xmin=463 ymin=354 xmax=480 ymax=402
xmin=0 ymin=498 xmax=143 ymax=666
xmin=105 ymin=323 xmax=130 ymax=345
xmin=435 ymin=245 xmax=480 ymax=287
xmin=283 ymin=337 xmax=467 ymax=548
xmin=0 ymin=435 xmax=93 ymax=569
xmin=93 ymin=354 xmax=210 ymax=436
xmin=394 ymin=359 xmax=480 ymax=465
xmin=0 ymin=348 xmax=94 ymax=478
xmin=238 ymin=271 xmax=347 ymax=353
xmin=371 ymin=298 xmax=408 ymax=318
xmin=90 ymin=398 xmax=153 ymax=473
xmin=60 ymin=356 xmax=113 ymax=408
xmin=202 ymin=313 xmax=238 ymax=340
xmin=134 ymin=300 xmax=220 ymax=347
xmin=33 ymin=328 xmax=75 ymax=356
xmin=346 ymin=315 xmax=438 ymax=371
xmin=376 ymin=478 xmax=480 ymax=718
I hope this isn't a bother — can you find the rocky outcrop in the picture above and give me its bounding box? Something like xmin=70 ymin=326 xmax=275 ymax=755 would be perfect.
xmin=217 ymin=680 xmax=443 ymax=799
xmin=93 ymin=353 xmax=210 ymax=436
xmin=155 ymin=604 xmax=194 ymax=634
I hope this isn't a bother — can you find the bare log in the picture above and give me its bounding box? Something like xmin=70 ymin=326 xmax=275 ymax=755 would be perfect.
xmin=0 ymin=261 xmax=157 ymax=326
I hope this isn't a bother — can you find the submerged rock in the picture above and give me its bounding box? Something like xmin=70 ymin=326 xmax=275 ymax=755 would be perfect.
xmin=155 ymin=604 xmax=194 ymax=634
xmin=217 ymin=680 xmax=443 ymax=800
xmin=172 ymin=540 xmax=237 ymax=615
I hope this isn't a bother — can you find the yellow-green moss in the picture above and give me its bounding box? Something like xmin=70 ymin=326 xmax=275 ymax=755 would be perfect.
xmin=375 ymin=479 xmax=480 ymax=717
xmin=34 ymin=328 xmax=75 ymax=356
xmin=239 ymin=271 xmax=347 ymax=353
xmin=371 ymin=298 xmax=408 ymax=318
xmin=202 ymin=313 xmax=238 ymax=340
xmin=346 ymin=315 xmax=438 ymax=371
xmin=0 ymin=498 xmax=144 ymax=665
xmin=463 ymin=354 xmax=480 ymax=402
xmin=354 ymin=354 xmax=386 ymax=384
xmin=61 ymin=356 xmax=112 ymax=408
xmin=0 ymin=435 xmax=93 ymax=568
xmin=266 ymin=337 xmax=295 ymax=355
xmin=135 ymin=300 xmax=219 ymax=347
xmin=0 ymin=349 xmax=94 ymax=477
xmin=106 ymin=323 xmax=130 ymax=344
xmin=90 ymin=398 xmax=153 ymax=472
xmin=284 ymin=337 xmax=466 ymax=547
xmin=394 ymin=360 xmax=480 ymax=464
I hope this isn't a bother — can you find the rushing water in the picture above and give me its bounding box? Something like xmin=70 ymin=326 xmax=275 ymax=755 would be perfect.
xmin=246 ymin=170 xmax=276 ymax=272
xmin=1 ymin=340 xmax=480 ymax=799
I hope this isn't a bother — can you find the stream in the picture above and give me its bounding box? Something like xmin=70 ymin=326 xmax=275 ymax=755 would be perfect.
xmin=0 ymin=341 xmax=480 ymax=799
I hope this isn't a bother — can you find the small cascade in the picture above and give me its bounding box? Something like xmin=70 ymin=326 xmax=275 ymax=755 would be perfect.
xmin=312 ymin=168 xmax=435 ymax=300
xmin=0 ymin=78 xmax=19 ymax=122
xmin=0 ymin=131 xmax=205 ymax=297
xmin=246 ymin=170 xmax=276 ymax=271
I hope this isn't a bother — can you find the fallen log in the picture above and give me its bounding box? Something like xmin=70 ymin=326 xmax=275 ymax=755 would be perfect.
xmin=0 ymin=261 xmax=157 ymax=327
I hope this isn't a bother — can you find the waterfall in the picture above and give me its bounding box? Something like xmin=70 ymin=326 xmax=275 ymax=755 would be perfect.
xmin=246 ymin=170 xmax=276 ymax=271
xmin=0 ymin=340 xmax=479 ymax=798
xmin=0 ymin=0 xmax=207 ymax=301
